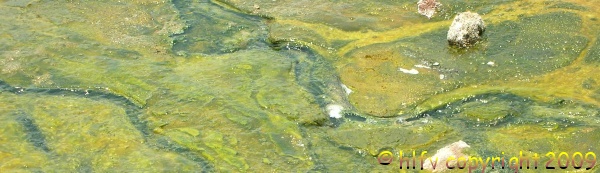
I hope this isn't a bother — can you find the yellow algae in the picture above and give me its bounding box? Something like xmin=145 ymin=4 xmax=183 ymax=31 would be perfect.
xmin=2 ymin=0 xmax=600 ymax=172
xmin=264 ymin=1 xmax=579 ymax=59
xmin=488 ymin=125 xmax=577 ymax=152
xmin=0 ymin=92 xmax=204 ymax=172
xmin=23 ymin=1 xmax=183 ymax=57
xmin=340 ymin=50 xmax=441 ymax=116
xmin=336 ymin=21 xmax=452 ymax=56
xmin=202 ymin=131 xmax=249 ymax=171
xmin=415 ymin=49 xmax=600 ymax=114
xmin=259 ymin=1 xmax=597 ymax=118
xmin=177 ymin=127 xmax=201 ymax=137
xmin=329 ymin=121 xmax=454 ymax=156
xmin=146 ymin=50 xmax=317 ymax=171
xmin=335 ymin=11 xmax=591 ymax=116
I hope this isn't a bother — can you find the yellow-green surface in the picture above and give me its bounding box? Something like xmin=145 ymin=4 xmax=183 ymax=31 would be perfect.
xmin=0 ymin=0 xmax=599 ymax=172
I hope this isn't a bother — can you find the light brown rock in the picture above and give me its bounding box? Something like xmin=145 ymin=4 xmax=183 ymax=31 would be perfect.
xmin=418 ymin=0 xmax=442 ymax=19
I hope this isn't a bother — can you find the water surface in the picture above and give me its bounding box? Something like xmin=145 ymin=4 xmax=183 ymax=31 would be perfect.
xmin=0 ymin=0 xmax=599 ymax=172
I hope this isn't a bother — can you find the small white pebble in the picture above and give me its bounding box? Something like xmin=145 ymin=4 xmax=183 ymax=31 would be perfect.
xmin=398 ymin=68 xmax=419 ymax=74
xmin=326 ymin=104 xmax=343 ymax=119
xmin=414 ymin=64 xmax=431 ymax=69
xmin=487 ymin=61 xmax=495 ymax=66
xmin=341 ymin=84 xmax=352 ymax=95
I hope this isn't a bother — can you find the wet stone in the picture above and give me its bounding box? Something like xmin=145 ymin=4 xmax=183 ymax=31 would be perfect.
xmin=447 ymin=12 xmax=486 ymax=47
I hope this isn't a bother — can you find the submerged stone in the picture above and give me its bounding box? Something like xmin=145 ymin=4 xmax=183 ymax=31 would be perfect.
xmin=447 ymin=12 xmax=486 ymax=47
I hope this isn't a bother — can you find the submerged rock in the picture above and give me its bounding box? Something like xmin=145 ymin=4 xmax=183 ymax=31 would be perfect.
xmin=417 ymin=0 xmax=442 ymax=19
xmin=447 ymin=12 xmax=486 ymax=47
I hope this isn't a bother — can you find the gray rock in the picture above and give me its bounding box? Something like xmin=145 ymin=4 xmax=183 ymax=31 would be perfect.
xmin=447 ymin=12 xmax=486 ymax=47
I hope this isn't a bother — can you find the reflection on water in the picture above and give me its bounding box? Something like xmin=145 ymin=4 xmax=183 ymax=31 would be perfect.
xmin=0 ymin=0 xmax=599 ymax=172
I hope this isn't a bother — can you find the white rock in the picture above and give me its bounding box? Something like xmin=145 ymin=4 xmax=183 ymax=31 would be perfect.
xmin=414 ymin=64 xmax=431 ymax=69
xmin=326 ymin=104 xmax=343 ymax=119
xmin=447 ymin=12 xmax=486 ymax=47
xmin=341 ymin=84 xmax=352 ymax=95
xmin=398 ymin=68 xmax=419 ymax=74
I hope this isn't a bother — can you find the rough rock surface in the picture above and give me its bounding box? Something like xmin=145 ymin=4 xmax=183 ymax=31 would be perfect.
xmin=447 ymin=12 xmax=486 ymax=47
xmin=418 ymin=0 xmax=442 ymax=19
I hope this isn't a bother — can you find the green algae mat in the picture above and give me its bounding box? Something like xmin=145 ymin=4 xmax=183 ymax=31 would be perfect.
xmin=1 ymin=0 xmax=599 ymax=172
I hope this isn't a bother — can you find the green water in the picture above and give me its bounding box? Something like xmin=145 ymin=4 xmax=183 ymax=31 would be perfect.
xmin=1 ymin=0 xmax=599 ymax=172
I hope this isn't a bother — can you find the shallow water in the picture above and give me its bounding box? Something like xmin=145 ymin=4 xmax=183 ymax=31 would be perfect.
xmin=0 ymin=0 xmax=599 ymax=172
